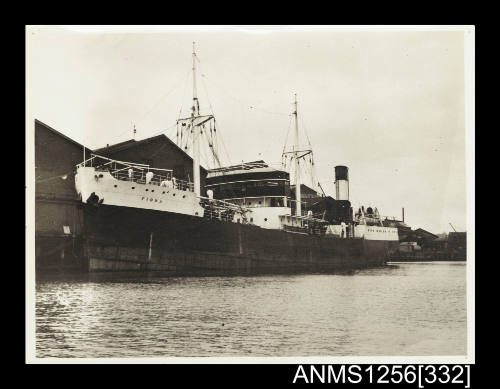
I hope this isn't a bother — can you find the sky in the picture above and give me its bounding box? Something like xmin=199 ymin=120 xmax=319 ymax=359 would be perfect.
xmin=26 ymin=26 xmax=472 ymax=234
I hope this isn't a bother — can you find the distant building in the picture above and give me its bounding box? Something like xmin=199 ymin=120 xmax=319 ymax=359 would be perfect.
xmin=383 ymin=217 xmax=412 ymax=240
xmin=413 ymin=228 xmax=439 ymax=242
xmin=401 ymin=228 xmax=438 ymax=248
xmin=398 ymin=241 xmax=421 ymax=253
xmin=448 ymin=232 xmax=466 ymax=251
xmin=426 ymin=235 xmax=448 ymax=250
xmin=290 ymin=184 xmax=319 ymax=199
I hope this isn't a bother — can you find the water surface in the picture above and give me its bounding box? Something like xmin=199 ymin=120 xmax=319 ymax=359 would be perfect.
xmin=36 ymin=262 xmax=467 ymax=357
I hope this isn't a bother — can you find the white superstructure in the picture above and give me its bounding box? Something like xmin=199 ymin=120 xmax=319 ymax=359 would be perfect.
xmin=354 ymin=225 xmax=399 ymax=241
xmin=75 ymin=155 xmax=204 ymax=217
xmin=75 ymin=154 xmax=249 ymax=223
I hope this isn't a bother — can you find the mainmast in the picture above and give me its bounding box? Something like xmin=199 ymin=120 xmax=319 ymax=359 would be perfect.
xmin=191 ymin=42 xmax=201 ymax=196
xmin=293 ymin=93 xmax=301 ymax=217
xmin=282 ymin=94 xmax=316 ymax=215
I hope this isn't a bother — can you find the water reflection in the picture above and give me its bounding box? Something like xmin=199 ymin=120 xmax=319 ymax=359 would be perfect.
xmin=36 ymin=262 xmax=466 ymax=357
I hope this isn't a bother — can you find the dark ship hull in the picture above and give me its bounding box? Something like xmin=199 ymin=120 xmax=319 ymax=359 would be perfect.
xmin=51 ymin=203 xmax=398 ymax=274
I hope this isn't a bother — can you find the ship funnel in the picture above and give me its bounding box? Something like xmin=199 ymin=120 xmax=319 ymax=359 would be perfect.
xmin=334 ymin=165 xmax=349 ymax=201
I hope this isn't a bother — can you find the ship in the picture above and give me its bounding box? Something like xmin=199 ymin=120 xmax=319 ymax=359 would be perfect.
xmin=73 ymin=43 xmax=399 ymax=274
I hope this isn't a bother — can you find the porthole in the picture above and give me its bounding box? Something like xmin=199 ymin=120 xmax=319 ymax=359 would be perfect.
xmin=114 ymin=185 xmax=117 ymax=188
xmin=146 ymin=189 xmax=149 ymax=191
xmin=154 ymin=199 xmax=158 ymax=202
xmin=182 ymin=195 xmax=186 ymax=198
xmin=151 ymin=190 xmax=154 ymax=192
xmin=132 ymin=187 xmax=135 ymax=189
xmin=264 ymin=218 xmax=268 ymax=222
xmin=162 ymin=191 xmax=165 ymax=194
xmin=173 ymin=193 xmax=176 ymax=196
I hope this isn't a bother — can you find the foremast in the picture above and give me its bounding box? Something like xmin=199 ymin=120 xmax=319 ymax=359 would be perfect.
xmin=191 ymin=42 xmax=201 ymax=196
xmin=177 ymin=42 xmax=214 ymax=196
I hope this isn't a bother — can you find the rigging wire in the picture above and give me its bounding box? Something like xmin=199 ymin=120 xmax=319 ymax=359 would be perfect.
xmin=248 ymin=105 xmax=291 ymax=117
xmin=300 ymin=115 xmax=314 ymax=149
xmin=144 ymin=124 xmax=182 ymax=161
xmin=281 ymin=114 xmax=293 ymax=158
xmin=281 ymin=102 xmax=322 ymax=194
xmin=203 ymin=126 xmax=221 ymax=169
xmin=108 ymin=70 xmax=190 ymax=145
xmin=175 ymin=58 xmax=231 ymax=168
xmin=199 ymin=64 xmax=290 ymax=117
xmin=136 ymin=69 xmax=191 ymax=127
xmin=213 ymin=119 xmax=232 ymax=167
xmin=199 ymin=133 xmax=210 ymax=168
xmin=175 ymin=66 xmax=195 ymax=147
xmin=131 ymin=123 xmax=178 ymax=143
xmin=298 ymin=114 xmax=321 ymax=191
xmin=177 ymin=69 xmax=192 ymax=122
xmin=198 ymin=68 xmax=224 ymax=167
xmin=197 ymin=61 xmax=232 ymax=166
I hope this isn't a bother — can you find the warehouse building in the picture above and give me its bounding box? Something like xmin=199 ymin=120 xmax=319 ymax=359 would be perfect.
xmin=34 ymin=119 xmax=207 ymax=272
xmin=35 ymin=119 xmax=92 ymax=271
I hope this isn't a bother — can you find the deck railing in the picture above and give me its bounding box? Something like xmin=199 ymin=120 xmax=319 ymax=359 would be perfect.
xmin=79 ymin=154 xmax=194 ymax=192
xmin=109 ymin=169 xmax=193 ymax=192
xmin=279 ymin=214 xmax=329 ymax=236
xmin=221 ymin=196 xmax=288 ymax=208
xmin=199 ymin=196 xmax=250 ymax=223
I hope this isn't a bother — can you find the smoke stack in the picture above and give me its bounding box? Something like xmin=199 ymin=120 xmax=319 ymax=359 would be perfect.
xmin=402 ymin=207 xmax=405 ymax=223
xmin=334 ymin=165 xmax=349 ymax=201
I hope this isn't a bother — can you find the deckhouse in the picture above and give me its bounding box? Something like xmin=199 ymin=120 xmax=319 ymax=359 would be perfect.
xmin=206 ymin=161 xmax=293 ymax=229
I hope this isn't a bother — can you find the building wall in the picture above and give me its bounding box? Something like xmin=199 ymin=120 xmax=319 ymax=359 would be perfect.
xmin=290 ymin=184 xmax=318 ymax=199
xmin=35 ymin=120 xmax=91 ymax=201
xmin=34 ymin=120 xmax=89 ymax=270
xmin=35 ymin=120 xmax=90 ymax=235
xmin=448 ymin=232 xmax=466 ymax=249
xmin=35 ymin=199 xmax=83 ymax=236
